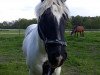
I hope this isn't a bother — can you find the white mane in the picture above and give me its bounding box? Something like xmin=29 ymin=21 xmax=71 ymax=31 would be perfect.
xmin=35 ymin=0 xmax=69 ymax=19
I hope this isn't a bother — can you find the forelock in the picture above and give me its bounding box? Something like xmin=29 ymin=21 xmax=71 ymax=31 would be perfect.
xmin=35 ymin=0 xmax=69 ymax=19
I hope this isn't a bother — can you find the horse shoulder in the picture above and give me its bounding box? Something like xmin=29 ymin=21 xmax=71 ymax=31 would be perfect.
xmin=24 ymin=24 xmax=37 ymax=37
xmin=23 ymin=24 xmax=41 ymax=61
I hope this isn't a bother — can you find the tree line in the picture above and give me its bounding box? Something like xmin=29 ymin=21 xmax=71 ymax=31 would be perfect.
xmin=0 ymin=16 xmax=100 ymax=29
xmin=0 ymin=18 xmax=37 ymax=29
xmin=71 ymin=16 xmax=100 ymax=29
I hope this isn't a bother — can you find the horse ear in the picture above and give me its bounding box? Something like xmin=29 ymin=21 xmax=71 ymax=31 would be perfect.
xmin=41 ymin=0 xmax=44 ymax=2
xmin=61 ymin=0 xmax=66 ymax=2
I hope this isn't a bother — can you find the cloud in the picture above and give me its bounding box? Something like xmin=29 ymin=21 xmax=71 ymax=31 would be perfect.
xmin=0 ymin=0 xmax=100 ymax=22
xmin=0 ymin=0 xmax=40 ymax=22
xmin=66 ymin=0 xmax=100 ymax=16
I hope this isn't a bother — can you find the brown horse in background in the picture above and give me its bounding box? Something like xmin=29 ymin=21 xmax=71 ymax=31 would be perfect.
xmin=71 ymin=25 xmax=84 ymax=37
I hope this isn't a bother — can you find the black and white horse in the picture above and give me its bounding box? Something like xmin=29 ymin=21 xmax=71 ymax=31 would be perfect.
xmin=22 ymin=0 xmax=69 ymax=75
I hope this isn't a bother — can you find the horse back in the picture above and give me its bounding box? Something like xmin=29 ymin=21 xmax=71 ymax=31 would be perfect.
xmin=76 ymin=26 xmax=84 ymax=32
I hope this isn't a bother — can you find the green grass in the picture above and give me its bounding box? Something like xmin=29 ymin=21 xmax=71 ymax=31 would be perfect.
xmin=0 ymin=31 xmax=28 ymax=75
xmin=62 ymin=31 xmax=100 ymax=75
xmin=0 ymin=29 xmax=24 ymax=34
xmin=0 ymin=30 xmax=100 ymax=75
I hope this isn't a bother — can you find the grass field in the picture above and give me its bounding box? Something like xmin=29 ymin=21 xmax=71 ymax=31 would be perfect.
xmin=0 ymin=30 xmax=100 ymax=75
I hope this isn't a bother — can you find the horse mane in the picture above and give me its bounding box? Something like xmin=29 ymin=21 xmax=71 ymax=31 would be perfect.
xmin=35 ymin=0 xmax=69 ymax=19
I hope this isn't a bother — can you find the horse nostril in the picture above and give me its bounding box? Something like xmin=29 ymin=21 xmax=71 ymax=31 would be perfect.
xmin=56 ymin=55 xmax=63 ymax=66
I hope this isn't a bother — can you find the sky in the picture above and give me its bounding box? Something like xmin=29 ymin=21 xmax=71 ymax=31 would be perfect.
xmin=0 ymin=0 xmax=100 ymax=22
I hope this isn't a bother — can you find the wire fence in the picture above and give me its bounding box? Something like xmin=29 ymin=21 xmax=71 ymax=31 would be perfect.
xmin=0 ymin=29 xmax=25 ymax=51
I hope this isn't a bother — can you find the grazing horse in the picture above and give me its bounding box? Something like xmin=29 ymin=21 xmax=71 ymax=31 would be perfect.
xmin=22 ymin=0 xmax=69 ymax=75
xmin=71 ymin=25 xmax=84 ymax=37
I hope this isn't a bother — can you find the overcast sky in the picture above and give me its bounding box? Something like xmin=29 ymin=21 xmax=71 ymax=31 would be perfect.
xmin=0 ymin=0 xmax=100 ymax=22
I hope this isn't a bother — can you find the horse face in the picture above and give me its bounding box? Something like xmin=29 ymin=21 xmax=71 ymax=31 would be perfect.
xmin=45 ymin=43 xmax=67 ymax=68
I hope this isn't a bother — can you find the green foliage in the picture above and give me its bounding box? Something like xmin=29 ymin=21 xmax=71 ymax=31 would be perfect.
xmin=71 ymin=15 xmax=83 ymax=25
xmin=66 ymin=19 xmax=72 ymax=29
xmin=0 ymin=16 xmax=100 ymax=29
xmin=71 ymin=16 xmax=100 ymax=29
xmin=0 ymin=32 xmax=28 ymax=75
xmin=62 ymin=31 xmax=100 ymax=75
xmin=0 ymin=18 xmax=37 ymax=29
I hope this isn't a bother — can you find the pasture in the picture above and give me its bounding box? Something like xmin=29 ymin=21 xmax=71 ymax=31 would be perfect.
xmin=0 ymin=30 xmax=100 ymax=75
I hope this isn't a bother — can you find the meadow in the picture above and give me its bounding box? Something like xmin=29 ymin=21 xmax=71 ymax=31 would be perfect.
xmin=0 ymin=30 xmax=100 ymax=75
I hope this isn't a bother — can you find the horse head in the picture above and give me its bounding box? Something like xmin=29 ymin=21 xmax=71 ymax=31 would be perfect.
xmin=38 ymin=17 xmax=67 ymax=68
xmin=37 ymin=0 xmax=69 ymax=73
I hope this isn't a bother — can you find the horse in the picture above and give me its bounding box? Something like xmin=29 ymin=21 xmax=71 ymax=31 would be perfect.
xmin=71 ymin=25 xmax=84 ymax=37
xmin=22 ymin=0 xmax=69 ymax=75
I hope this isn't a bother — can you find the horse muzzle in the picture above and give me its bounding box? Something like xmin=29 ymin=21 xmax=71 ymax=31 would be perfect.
xmin=49 ymin=55 xmax=64 ymax=68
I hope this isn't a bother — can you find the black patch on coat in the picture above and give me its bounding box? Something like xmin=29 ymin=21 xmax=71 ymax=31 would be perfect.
xmin=38 ymin=6 xmax=68 ymax=75
xmin=42 ymin=60 xmax=55 ymax=75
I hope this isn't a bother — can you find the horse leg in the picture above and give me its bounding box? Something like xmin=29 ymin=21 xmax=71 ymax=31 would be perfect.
xmin=42 ymin=60 xmax=54 ymax=75
xmin=77 ymin=32 xmax=78 ymax=37
xmin=82 ymin=31 xmax=84 ymax=37
xmin=28 ymin=62 xmax=41 ymax=75
xmin=54 ymin=67 xmax=61 ymax=75
xmin=75 ymin=32 xmax=76 ymax=36
xmin=80 ymin=32 xmax=81 ymax=37
xmin=29 ymin=69 xmax=34 ymax=75
xmin=42 ymin=60 xmax=55 ymax=75
xmin=75 ymin=31 xmax=77 ymax=37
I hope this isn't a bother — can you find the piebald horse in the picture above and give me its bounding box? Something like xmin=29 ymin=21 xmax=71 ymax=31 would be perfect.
xmin=22 ymin=0 xmax=69 ymax=75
